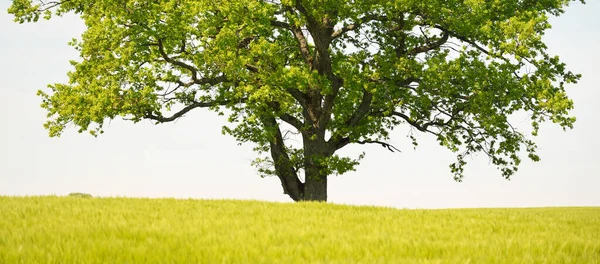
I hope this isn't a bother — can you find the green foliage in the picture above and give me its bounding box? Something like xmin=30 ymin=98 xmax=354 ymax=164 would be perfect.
xmin=68 ymin=192 xmax=93 ymax=198
xmin=7 ymin=0 xmax=584 ymax=199
xmin=1 ymin=196 xmax=599 ymax=263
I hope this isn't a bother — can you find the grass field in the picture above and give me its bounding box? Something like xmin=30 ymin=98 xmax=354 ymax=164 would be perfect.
xmin=1 ymin=196 xmax=598 ymax=263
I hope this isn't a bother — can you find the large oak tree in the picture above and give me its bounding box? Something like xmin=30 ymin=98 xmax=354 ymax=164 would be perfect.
xmin=9 ymin=0 xmax=582 ymax=201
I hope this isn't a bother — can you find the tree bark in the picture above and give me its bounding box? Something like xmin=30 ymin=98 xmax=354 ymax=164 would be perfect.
xmin=304 ymin=168 xmax=327 ymax=201
xmin=301 ymin=133 xmax=329 ymax=201
xmin=262 ymin=117 xmax=305 ymax=201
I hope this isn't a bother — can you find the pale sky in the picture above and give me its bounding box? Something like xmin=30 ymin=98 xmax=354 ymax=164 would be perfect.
xmin=1 ymin=1 xmax=598 ymax=208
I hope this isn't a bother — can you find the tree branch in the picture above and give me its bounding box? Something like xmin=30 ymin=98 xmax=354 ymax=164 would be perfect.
xmin=145 ymin=99 xmax=243 ymax=123
xmin=319 ymin=76 xmax=343 ymax=128
xmin=270 ymin=7 xmax=313 ymax=67
xmin=392 ymin=111 xmax=432 ymax=133
xmin=294 ymin=0 xmax=318 ymax=29
xmin=291 ymin=27 xmax=313 ymax=67
xmin=37 ymin=0 xmax=73 ymax=11
xmin=288 ymin=88 xmax=307 ymax=108
xmin=331 ymin=14 xmax=388 ymax=39
xmin=434 ymin=24 xmax=523 ymax=79
xmin=270 ymin=20 xmax=291 ymax=29
xmin=355 ymin=140 xmax=401 ymax=152
xmin=280 ymin=113 xmax=304 ymax=131
xmin=267 ymin=102 xmax=305 ymax=131
xmin=262 ymin=116 xmax=305 ymax=201
xmin=406 ymin=28 xmax=450 ymax=56
xmin=392 ymin=105 xmax=465 ymax=135
xmin=346 ymin=90 xmax=373 ymax=126
xmin=328 ymin=77 xmax=417 ymax=152
xmin=434 ymin=25 xmax=495 ymax=56
xmin=329 ymin=137 xmax=400 ymax=153
xmin=156 ymin=38 xmax=228 ymax=86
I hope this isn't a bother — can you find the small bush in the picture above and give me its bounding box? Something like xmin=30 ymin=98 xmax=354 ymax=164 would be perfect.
xmin=68 ymin=192 xmax=92 ymax=198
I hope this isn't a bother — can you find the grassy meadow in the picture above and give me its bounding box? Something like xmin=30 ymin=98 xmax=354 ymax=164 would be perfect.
xmin=0 ymin=196 xmax=598 ymax=263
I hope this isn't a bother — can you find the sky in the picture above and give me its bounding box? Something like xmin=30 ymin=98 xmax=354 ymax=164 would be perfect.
xmin=0 ymin=1 xmax=598 ymax=209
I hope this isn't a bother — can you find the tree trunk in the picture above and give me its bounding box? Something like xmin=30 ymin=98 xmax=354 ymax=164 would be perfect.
xmin=302 ymin=133 xmax=329 ymax=202
xmin=262 ymin=114 xmax=331 ymax=202
xmin=304 ymin=168 xmax=327 ymax=201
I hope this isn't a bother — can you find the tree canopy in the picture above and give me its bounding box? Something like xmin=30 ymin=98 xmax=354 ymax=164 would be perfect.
xmin=9 ymin=0 xmax=583 ymax=201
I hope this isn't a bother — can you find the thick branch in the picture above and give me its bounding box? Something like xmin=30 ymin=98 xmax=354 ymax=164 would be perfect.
xmin=270 ymin=20 xmax=291 ymax=29
xmin=291 ymin=27 xmax=314 ymax=67
xmin=288 ymin=88 xmax=308 ymax=108
xmin=318 ymin=76 xmax=343 ymax=129
xmin=267 ymin=102 xmax=305 ymax=131
xmin=341 ymin=76 xmax=419 ymax=130
xmin=262 ymin=117 xmax=305 ymax=201
xmin=346 ymin=90 xmax=373 ymax=126
xmin=294 ymin=0 xmax=318 ymax=29
xmin=280 ymin=114 xmax=304 ymax=131
xmin=327 ymin=76 xmax=415 ymax=152
xmin=270 ymin=9 xmax=313 ymax=67
xmin=329 ymin=136 xmax=349 ymax=152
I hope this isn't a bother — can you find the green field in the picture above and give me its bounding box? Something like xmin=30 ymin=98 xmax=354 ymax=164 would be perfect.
xmin=1 ymin=196 xmax=598 ymax=263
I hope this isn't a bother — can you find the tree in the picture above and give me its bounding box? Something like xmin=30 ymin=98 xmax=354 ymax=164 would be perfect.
xmin=9 ymin=0 xmax=583 ymax=201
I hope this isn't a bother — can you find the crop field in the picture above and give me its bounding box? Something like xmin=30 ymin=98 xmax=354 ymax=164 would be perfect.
xmin=0 ymin=196 xmax=598 ymax=263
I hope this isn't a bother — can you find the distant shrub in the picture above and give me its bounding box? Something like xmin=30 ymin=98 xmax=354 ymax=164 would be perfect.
xmin=68 ymin=192 xmax=92 ymax=198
